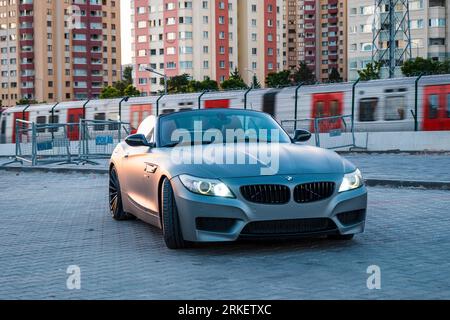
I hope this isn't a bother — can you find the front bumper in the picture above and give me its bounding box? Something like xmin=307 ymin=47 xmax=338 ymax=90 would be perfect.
xmin=171 ymin=174 xmax=368 ymax=242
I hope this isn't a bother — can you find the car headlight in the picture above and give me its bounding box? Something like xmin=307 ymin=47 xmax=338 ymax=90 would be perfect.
xmin=339 ymin=169 xmax=364 ymax=193
xmin=179 ymin=175 xmax=235 ymax=198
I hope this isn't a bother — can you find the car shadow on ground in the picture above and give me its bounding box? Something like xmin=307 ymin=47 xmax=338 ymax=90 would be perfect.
xmin=134 ymin=219 xmax=361 ymax=256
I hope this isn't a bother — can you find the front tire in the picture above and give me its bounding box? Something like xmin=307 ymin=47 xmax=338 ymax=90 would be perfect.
xmin=109 ymin=167 xmax=135 ymax=221
xmin=161 ymin=178 xmax=190 ymax=249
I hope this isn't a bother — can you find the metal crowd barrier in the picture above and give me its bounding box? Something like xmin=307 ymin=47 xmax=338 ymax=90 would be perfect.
xmin=313 ymin=115 xmax=356 ymax=150
xmin=78 ymin=119 xmax=131 ymax=165
xmin=2 ymin=119 xmax=130 ymax=167
xmin=280 ymin=119 xmax=314 ymax=136
xmin=282 ymin=115 xmax=364 ymax=151
xmin=13 ymin=119 xmax=36 ymax=165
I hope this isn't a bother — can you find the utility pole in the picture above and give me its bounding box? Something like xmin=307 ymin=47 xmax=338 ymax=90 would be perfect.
xmin=372 ymin=0 xmax=412 ymax=78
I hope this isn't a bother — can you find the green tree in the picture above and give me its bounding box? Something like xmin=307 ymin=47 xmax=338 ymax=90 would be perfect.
xmin=251 ymin=74 xmax=262 ymax=89
xmin=100 ymin=86 xmax=122 ymax=99
xmin=123 ymin=84 xmax=141 ymax=97
xmin=401 ymin=57 xmax=450 ymax=77
xmin=122 ymin=65 xmax=133 ymax=86
xmin=16 ymin=98 xmax=39 ymax=105
xmin=292 ymin=62 xmax=316 ymax=84
xmin=221 ymin=78 xmax=249 ymax=90
xmin=357 ymin=62 xmax=382 ymax=81
xmin=162 ymin=74 xmax=191 ymax=93
xmin=221 ymin=69 xmax=248 ymax=90
xmin=113 ymin=81 xmax=127 ymax=95
xmin=200 ymin=77 xmax=219 ymax=91
xmin=265 ymin=70 xmax=291 ymax=88
xmin=328 ymin=68 xmax=343 ymax=83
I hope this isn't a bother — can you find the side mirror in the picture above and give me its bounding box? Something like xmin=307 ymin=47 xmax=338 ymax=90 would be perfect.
xmin=293 ymin=129 xmax=312 ymax=143
xmin=125 ymin=134 xmax=154 ymax=148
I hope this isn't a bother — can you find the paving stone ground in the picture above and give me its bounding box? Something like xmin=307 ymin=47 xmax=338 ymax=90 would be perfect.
xmin=0 ymin=171 xmax=449 ymax=300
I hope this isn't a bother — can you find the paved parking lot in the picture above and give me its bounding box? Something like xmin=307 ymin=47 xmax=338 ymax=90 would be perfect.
xmin=0 ymin=171 xmax=449 ymax=300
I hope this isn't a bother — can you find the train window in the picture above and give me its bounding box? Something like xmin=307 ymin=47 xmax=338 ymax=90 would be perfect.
xmin=142 ymin=111 xmax=151 ymax=119
xmin=108 ymin=113 xmax=119 ymax=130
xmin=384 ymin=89 xmax=394 ymax=93
xmin=428 ymin=95 xmax=439 ymax=119
xmin=330 ymin=100 xmax=339 ymax=117
xmin=315 ymin=101 xmax=325 ymax=117
xmin=48 ymin=115 xmax=59 ymax=133
xmin=131 ymin=113 xmax=139 ymax=130
xmin=162 ymin=109 xmax=175 ymax=115
xmin=385 ymin=96 xmax=406 ymax=121
xmin=179 ymin=108 xmax=193 ymax=112
xmin=398 ymin=88 xmax=407 ymax=92
xmin=447 ymin=94 xmax=450 ymax=118
xmin=359 ymin=98 xmax=378 ymax=122
xmin=36 ymin=116 xmax=47 ymax=133
xmin=94 ymin=113 xmax=106 ymax=131
xmin=1 ymin=118 xmax=6 ymax=135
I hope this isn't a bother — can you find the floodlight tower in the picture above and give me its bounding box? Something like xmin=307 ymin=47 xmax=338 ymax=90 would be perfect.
xmin=372 ymin=0 xmax=412 ymax=78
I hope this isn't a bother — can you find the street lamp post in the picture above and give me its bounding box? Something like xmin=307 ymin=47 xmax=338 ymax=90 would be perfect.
xmin=145 ymin=68 xmax=168 ymax=96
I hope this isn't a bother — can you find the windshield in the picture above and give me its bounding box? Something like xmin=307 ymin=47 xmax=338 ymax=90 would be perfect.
xmin=159 ymin=109 xmax=292 ymax=147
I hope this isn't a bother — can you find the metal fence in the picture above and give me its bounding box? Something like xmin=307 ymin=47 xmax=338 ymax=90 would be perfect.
xmin=13 ymin=119 xmax=36 ymax=165
xmin=78 ymin=119 xmax=131 ymax=164
xmin=314 ymin=115 xmax=356 ymax=150
xmin=3 ymin=119 xmax=130 ymax=167
xmin=280 ymin=119 xmax=314 ymax=136
xmin=282 ymin=115 xmax=364 ymax=151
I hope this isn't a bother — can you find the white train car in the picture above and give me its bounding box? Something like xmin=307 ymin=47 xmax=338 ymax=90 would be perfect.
xmin=1 ymin=74 xmax=450 ymax=144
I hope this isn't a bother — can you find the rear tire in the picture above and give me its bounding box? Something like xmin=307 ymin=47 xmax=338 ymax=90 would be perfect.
xmin=328 ymin=234 xmax=355 ymax=241
xmin=161 ymin=178 xmax=190 ymax=249
xmin=109 ymin=167 xmax=135 ymax=221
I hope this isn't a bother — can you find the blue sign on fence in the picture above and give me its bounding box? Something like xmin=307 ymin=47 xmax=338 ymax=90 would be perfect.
xmin=37 ymin=141 xmax=53 ymax=151
xmin=96 ymin=136 xmax=114 ymax=146
xmin=329 ymin=129 xmax=342 ymax=137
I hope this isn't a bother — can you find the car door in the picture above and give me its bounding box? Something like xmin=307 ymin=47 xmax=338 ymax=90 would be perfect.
xmin=122 ymin=127 xmax=160 ymax=216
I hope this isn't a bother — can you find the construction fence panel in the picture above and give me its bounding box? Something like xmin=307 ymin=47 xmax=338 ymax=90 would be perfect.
xmin=79 ymin=120 xmax=131 ymax=163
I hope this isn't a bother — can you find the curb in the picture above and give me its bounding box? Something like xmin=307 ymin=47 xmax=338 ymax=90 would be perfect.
xmin=2 ymin=165 xmax=450 ymax=191
xmin=365 ymin=179 xmax=450 ymax=190
xmin=0 ymin=165 xmax=108 ymax=175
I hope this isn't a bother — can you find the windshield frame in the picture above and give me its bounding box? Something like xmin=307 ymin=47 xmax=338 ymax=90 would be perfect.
xmin=156 ymin=108 xmax=293 ymax=148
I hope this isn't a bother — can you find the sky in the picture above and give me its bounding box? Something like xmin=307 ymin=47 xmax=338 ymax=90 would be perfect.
xmin=121 ymin=0 xmax=132 ymax=65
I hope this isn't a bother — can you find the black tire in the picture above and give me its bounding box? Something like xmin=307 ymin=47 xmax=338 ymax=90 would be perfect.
xmin=161 ymin=178 xmax=190 ymax=249
xmin=328 ymin=234 xmax=355 ymax=241
xmin=109 ymin=167 xmax=135 ymax=221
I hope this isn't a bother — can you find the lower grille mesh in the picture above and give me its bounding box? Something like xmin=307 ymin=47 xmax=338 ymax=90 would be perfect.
xmin=240 ymin=218 xmax=337 ymax=236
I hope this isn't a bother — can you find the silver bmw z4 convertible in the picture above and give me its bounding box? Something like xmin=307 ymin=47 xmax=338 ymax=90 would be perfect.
xmin=109 ymin=109 xmax=367 ymax=249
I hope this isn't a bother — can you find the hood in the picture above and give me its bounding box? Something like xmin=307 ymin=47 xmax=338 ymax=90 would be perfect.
xmin=159 ymin=143 xmax=356 ymax=179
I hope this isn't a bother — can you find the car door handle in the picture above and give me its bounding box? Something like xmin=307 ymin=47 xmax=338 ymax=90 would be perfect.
xmin=124 ymin=153 xmax=129 ymax=159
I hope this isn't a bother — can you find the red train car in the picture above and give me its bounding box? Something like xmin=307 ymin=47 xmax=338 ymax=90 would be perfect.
xmin=423 ymin=85 xmax=450 ymax=131
xmin=310 ymin=92 xmax=345 ymax=133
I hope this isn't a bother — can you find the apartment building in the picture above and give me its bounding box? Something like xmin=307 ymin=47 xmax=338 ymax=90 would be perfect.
xmin=131 ymin=0 xmax=283 ymax=93
xmin=0 ymin=0 xmax=121 ymax=107
xmin=283 ymin=0 xmax=348 ymax=82
xmin=132 ymin=0 xmax=239 ymax=95
xmin=237 ymin=0 xmax=284 ymax=86
xmin=348 ymin=0 xmax=450 ymax=80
